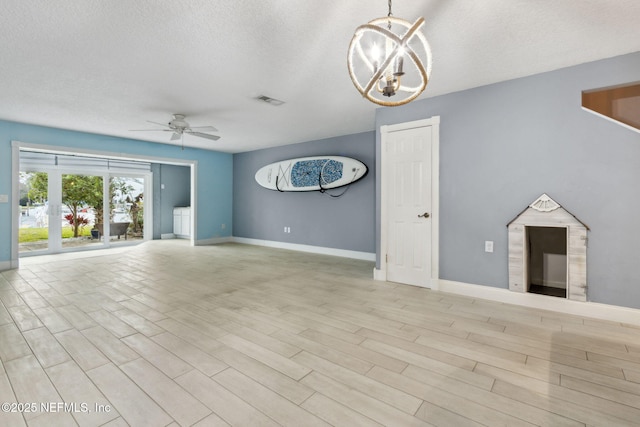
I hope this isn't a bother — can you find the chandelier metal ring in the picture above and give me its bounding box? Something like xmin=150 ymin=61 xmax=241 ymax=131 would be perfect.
xmin=347 ymin=15 xmax=432 ymax=107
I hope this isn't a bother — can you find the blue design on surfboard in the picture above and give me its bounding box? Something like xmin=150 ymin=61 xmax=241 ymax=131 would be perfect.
xmin=291 ymin=160 xmax=343 ymax=187
xmin=255 ymin=155 xmax=367 ymax=192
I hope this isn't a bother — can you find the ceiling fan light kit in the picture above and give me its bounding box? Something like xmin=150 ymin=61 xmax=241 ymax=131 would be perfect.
xmin=168 ymin=114 xmax=189 ymax=129
xmin=347 ymin=0 xmax=432 ymax=107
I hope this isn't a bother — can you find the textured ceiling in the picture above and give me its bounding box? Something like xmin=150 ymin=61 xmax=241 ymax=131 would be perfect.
xmin=1 ymin=1 xmax=639 ymax=153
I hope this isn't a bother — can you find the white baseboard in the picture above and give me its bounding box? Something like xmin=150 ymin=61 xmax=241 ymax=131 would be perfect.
xmin=438 ymin=279 xmax=640 ymax=326
xmin=373 ymin=268 xmax=440 ymax=291
xmin=160 ymin=233 xmax=176 ymax=239
xmin=196 ymin=236 xmax=233 ymax=246
xmin=0 ymin=260 xmax=16 ymax=272
xmin=233 ymin=237 xmax=376 ymax=261
xmin=373 ymin=267 xmax=386 ymax=281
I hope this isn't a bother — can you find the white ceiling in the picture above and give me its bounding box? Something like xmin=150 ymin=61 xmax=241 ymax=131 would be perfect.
xmin=1 ymin=1 xmax=639 ymax=153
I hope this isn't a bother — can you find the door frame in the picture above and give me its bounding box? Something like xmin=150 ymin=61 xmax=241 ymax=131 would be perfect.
xmin=378 ymin=116 xmax=440 ymax=289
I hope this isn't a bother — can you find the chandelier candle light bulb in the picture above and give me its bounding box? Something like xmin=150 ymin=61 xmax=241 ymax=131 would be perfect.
xmin=371 ymin=44 xmax=381 ymax=71
xmin=347 ymin=2 xmax=432 ymax=107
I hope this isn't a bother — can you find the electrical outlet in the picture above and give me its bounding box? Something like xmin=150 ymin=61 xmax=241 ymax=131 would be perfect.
xmin=0 ymin=194 xmax=7 ymax=203
xmin=221 ymin=224 xmax=226 ymax=230
xmin=485 ymin=241 xmax=494 ymax=253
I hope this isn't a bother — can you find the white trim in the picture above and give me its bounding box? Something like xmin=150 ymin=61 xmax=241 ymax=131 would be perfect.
xmin=190 ymin=162 xmax=197 ymax=246
xmin=196 ymin=236 xmax=233 ymax=246
xmin=19 ymin=244 xmax=136 ymax=266
xmin=438 ymin=279 xmax=640 ymax=327
xmin=12 ymin=140 xmax=197 ymax=166
xmin=373 ymin=267 xmax=386 ymax=281
xmin=11 ymin=144 xmax=20 ymax=268
xmin=581 ymin=106 xmax=640 ymax=134
xmin=18 ymin=241 xmax=143 ymax=258
xmin=161 ymin=233 xmax=176 ymax=239
xmin=379 ymin=116 xmax=440 ymax=288
xmin=136 ymin=170 xmax=153 ymax=242
xmin=233 ymin=237 xmax=376 ymax=261
xmin=0 ymin=261 xmax=15 ymax=271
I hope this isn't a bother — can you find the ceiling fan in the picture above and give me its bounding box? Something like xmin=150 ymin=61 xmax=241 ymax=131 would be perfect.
xmin=131 ymin=114 xmax=220 ymax=148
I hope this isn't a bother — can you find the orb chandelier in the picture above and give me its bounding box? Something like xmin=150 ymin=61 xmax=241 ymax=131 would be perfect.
xmin=347 ymin=0 xmax=432 ymax=107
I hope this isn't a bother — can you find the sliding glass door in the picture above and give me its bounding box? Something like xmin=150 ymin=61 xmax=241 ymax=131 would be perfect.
xmin=19 ymin=151 xmax=152 ymax=256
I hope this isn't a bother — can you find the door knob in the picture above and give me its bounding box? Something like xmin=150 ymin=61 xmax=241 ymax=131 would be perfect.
xmin=418 ymin=212 xmax=430 ymax=218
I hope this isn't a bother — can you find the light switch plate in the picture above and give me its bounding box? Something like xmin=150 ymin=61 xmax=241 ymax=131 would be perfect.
xmin=485 ymin=241 xmax=494 ymax=253
xmin=0 ymin=194 xmax=8 ymax=203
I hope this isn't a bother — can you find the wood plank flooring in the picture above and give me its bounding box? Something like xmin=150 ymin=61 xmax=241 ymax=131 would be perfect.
xmin=1 ymin=240 xmax=639 ymax=426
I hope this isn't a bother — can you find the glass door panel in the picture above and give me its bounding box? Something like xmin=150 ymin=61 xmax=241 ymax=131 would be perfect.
xmin=61 ymin=174 xmax=105 ymax=249
xmin=18 ymin=171 xmax=50 ymax=253
xmin=108 ymin=176 xmax=145 ymax=244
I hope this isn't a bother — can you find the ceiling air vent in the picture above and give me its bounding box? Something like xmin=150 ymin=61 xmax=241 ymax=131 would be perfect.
xmin=256 ymin=95 xmax=285 ymax=106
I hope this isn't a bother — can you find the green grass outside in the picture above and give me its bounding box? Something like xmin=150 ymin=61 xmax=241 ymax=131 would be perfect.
xmin=19 ymin=227 xmax=92 ymax=243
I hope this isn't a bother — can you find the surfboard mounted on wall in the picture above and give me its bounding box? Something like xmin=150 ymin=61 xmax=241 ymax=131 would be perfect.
xmin=255 ymin=156 xmax=368 ymax=192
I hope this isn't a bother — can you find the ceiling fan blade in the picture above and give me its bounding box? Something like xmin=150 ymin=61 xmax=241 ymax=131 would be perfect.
xmin=170 ymin=132 xmax=181 ymax=141
xmin=189 ymin=125 xmax=218 ymax=132
xmin=146 ymin=120 xmax=170 ymax=128
xmin=129 ymin=128 xmax=174 ymax=132
xmin=188 ymin=131 xmax=221 ymax=141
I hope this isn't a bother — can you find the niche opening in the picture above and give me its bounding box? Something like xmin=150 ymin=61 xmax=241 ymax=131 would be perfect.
xmin=526 ymin=226 xmax=567 ymax=298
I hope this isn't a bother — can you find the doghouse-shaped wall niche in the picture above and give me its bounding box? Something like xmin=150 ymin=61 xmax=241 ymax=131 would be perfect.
xmin=508 ymin=194 xmax=589 ymax=301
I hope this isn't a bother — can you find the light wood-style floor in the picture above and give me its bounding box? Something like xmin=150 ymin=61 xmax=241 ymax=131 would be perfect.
xmin=1 ymin=241 xmax=640 ymax=426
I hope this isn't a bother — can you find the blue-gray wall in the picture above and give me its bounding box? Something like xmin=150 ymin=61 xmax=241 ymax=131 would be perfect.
xmin=152 ymin=164 xmax=191 ymax=238
xmin=3 ymin=52 xmax=638 ymax=310
xmin=233 ymin=132 xmax=375 ymax=253
xmin=376 ymin=51 xmax=640 ymax=309
xmin=0 ymin=120 xmax=233 ymax=264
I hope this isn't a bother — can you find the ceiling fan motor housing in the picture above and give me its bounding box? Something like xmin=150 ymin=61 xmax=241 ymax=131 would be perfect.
xmin=170 ymin=114 xmax=189 ymax=129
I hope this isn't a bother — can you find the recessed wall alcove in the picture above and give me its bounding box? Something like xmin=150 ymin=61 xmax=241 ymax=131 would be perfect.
xmin=508 ymin=194 xmax=589 ymax=301
xmin=582 ymin=82 xmax=640 ymax=132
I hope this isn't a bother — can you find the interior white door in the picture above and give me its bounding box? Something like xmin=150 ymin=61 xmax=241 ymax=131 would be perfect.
xmin=384 ymin=125 xmax=433 ymax=287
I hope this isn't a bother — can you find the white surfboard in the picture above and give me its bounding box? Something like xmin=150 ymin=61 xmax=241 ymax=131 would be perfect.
xmin=255 ymin=156 xmax=368 ymax=192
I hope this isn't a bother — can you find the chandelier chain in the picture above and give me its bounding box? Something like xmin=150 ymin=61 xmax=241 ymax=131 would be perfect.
xmin=387 ymin=0 xmax=393 ymax=29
